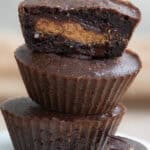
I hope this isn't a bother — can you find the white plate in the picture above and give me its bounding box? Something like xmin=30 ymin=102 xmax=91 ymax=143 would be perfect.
xmin=0 ymin=131 xmax=13 ymax=150
xmin=117 ymin=133 xmax=150 ymax=150
xmin=0 ymin=131 xmax=149 ymax=150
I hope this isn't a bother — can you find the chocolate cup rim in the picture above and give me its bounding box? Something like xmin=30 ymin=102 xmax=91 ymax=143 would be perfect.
xmin=14 ymin=45 xmax=142 ymax=80
xmin=0 ymin=98 xmax=126 ymax=121
xmin=18 ymin=0 xmax=141 ymax=19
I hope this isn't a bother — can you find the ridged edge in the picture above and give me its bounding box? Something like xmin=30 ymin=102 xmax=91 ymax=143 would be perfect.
xmin=1 ymin=104 xmax=124 ymax=150
xmin=16 ymin=56 xmax=138 ymax=115
xmin=16 ymin=58 xmax=138 ymax=115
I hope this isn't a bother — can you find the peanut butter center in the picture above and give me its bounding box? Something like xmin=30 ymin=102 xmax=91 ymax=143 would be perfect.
xmin=35 ymin=18 xmax=107 ymax=44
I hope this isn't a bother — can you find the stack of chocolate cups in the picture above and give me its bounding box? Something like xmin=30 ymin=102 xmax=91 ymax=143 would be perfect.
xmin=1 ymin=0 xmax=144 ymax=150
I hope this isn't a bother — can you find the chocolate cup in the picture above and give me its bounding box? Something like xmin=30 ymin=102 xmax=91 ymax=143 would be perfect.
xmin=15 ymin=45 xmax=141 ymax=115
xmin=18 ymin=0 xmax=141 ymax=58
xmin=0 ymin=98 xmax=125 ymax=150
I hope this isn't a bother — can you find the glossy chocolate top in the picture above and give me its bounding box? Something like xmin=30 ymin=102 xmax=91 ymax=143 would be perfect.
xmin=1 ymin=97 xmax=124 ymax=119
xmin=20 ymin=0 xmax=141 ymax=19
xmin=15 ymin=45 xmax=141 ymax=79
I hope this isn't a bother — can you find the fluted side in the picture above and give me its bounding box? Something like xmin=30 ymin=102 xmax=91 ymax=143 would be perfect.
xmin=16 ymin=58 xmax=138 ymax=115
xmin=1 ymin=104 xmax=124 ymax=150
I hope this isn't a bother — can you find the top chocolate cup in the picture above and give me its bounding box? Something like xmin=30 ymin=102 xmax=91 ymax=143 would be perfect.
xmin=15 ymin=45 xmax=141 ymax=115
xmin=18 ymin=0 xmax=141 ymax=58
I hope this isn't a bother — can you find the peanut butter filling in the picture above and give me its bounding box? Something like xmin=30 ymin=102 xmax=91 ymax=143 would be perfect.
xmin=35 ymin=18 xmax=107 ymax=45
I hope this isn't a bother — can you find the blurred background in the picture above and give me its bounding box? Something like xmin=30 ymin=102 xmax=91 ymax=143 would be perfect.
xmin=0 ymin=0 xmax=150 ymax=143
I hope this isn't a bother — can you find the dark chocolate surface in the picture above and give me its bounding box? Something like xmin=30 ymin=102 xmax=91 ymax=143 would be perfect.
xmin=19 ymin=0 xmax=141 ymax=58
xmin=1 ymin=98 xmax=123 ymax=150
xmin=0 ymin=97 xmax=124 ymax=119
xmin=21 ymin=0 xmax=140 ymax=19
xmin=1 ymin=98 xmax=146 ymax=150
xmin=15 ymin=45 xmax=141 ymax=78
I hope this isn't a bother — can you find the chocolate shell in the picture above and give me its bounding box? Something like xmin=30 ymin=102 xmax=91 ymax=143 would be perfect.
xmin=15 ymin=45 xmax=141 ymax=115
xmin=19 ymin=0 xmax=141 ymax=58
xmin=1 ymin=98 xmax=125 ymax=150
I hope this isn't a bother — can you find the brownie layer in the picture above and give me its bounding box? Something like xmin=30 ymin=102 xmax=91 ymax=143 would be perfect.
xmin=0 ymin=98 xmax=125 ymax=150
xmin=19 ymin=0 xmax=141 ymax=58
xmin=15 ymin=45 xmax=141 ymax=115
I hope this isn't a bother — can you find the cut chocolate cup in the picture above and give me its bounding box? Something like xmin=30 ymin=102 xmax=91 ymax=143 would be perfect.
xmin=106 ymin=136 xmax=147 ymax=150
xmin=15 ymin=45 xmax=141 ymax=115
xmin=19 ymin=0 xmax=141 ymax=58
xmin=0 ymin=98 xmax=125 ymax=150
